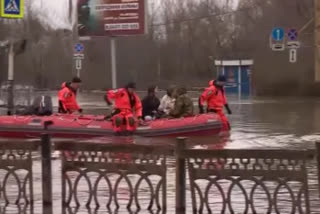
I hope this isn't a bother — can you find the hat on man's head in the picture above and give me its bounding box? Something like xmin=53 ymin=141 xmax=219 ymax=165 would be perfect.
xmin=126 ymin=82 xmax=136 ymax=89
xmin=72 ymin=77 xmax=82 ymax=83
xmin=217 ymin=75 xmax=226 ymax=82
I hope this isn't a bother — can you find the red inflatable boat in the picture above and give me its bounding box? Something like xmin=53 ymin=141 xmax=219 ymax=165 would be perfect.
xmin=0 ymin=113 xmax=226 ymax=138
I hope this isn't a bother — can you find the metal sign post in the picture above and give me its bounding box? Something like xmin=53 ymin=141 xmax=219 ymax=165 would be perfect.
xmin=74 ymin=54 xmax=84 ymax=77
xmin=110 ymin=37 xmax=117 ymax=89
xmin=0 ymin=0 xmax=25 ymax=115
xmin=77 ymin=0 xmax=148 ymax=89
xmin=287 ymin=28 xmax=299 ymax=63
xmin=73 ymin=43 xmax=84 ymax=78
xmin=7 ymin=42 xmax=14 ymax=115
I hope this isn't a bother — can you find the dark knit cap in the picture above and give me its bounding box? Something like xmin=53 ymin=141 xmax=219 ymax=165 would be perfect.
xmin=72 ymin=77 xmax=82 ymax=83
xmin=126 ymin=82 xmax=136 ymax=89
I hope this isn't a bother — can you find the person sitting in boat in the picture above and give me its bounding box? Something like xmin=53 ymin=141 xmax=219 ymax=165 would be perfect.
xmin=169 ymin=87 xmax=194 ymax=118
xmin=105 ymin=82 xmax=143 ymax=134
xmin=198 ymin=75 xmax=232 ymax=130
xmin=142 ymin=85 xmax=160 ymax=121
xmin=58 ymin=77 xmax=82 ymax=114
xmin=158 ymin=85 xmax=176 ymax=117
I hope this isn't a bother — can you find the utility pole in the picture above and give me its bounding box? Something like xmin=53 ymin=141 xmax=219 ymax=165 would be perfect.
xmin=315 ymin=0 xmax=320 ymax=81
xmin=7 ymin=42 xmax=14 ymax=115
xmin=110 ymin=37 xmax=117 ymax=89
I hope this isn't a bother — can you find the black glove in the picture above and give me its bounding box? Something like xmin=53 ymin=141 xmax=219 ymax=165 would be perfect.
xmin=78 ymin=108 xmax=83 ymax=113
xmin=225 ymin=104 xmax=232 ymax=115
xmin=111 ymin=108 xmax=121 ymax=116
xmin=104 ymin=115 xmax=111 ymax=120
xmin=198 ymin=98 xmax=204 ymax=114
xmin=199 ymin=105 xmax=204 ymax=114
xmin=104 ymin=108 xmax=121 ymax=120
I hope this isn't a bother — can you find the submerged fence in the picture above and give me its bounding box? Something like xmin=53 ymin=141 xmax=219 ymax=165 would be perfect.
xmin=0 ymin=134 xmax=319 ymax=214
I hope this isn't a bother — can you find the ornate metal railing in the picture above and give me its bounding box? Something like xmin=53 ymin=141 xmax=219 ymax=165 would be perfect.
xmin=181 ymin=148 xmax=311 ymax=214
xmin=0 ymin=141 xmax=39 ymax=213
xmin=0 ymin=136 xmax=318 ymax=214
xmin=55 ymin=142 xmax=173 ymax=213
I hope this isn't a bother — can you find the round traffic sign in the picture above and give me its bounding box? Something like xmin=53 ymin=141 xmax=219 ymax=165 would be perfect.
xmin=271 ymin=27 xmax=285 ymax=41
xmin=287 ymin=29 xmax=298 ymax=41
xmin=74 ymin=43 xmax=84 ymax=53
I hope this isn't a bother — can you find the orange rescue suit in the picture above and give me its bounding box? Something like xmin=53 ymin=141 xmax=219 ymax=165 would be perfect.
xmin=199 ymin=81 xmax=230 ymax=131
xmin=58 ymin=82 xmax=80 ymax=113
xmin=106 ymin=88 xmax=142 ymax=132
xmin=199 ymin=83 xmax=227 ymax=111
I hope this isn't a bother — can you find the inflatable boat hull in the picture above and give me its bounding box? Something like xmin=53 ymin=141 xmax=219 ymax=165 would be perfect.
xmin=0 ymin=113 xmax=225 ymax=138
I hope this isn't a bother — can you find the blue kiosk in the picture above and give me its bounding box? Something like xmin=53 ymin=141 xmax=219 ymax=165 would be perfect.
xmin=214 ymin=59 xmax=254 ymax=97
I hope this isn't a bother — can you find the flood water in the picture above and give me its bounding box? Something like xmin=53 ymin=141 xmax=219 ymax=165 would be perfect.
xmin=1 ymin=91 xmax=320 ymax=213
xmin=34 ymin=91 xmax=320 ymax=150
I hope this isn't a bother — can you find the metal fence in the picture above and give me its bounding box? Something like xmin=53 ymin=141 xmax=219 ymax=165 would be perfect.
xmin=0 ymin=134 xmax=319 ymax=214
xmin=56 ymin=142 xmax=172 ymax=214
xmin=178 ymin=142 xmax=311 ymax=213
xmin=0 ymin=87 xmax=34 ymax=107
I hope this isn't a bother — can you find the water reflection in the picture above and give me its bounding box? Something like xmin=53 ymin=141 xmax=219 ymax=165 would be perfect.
xmin=63 ymin=206 xmax=164 ymax=214
xmin=0 ymin=204 xmax=33 ymax=214
xmin=0 ymin=205 xmax=166 ymax=214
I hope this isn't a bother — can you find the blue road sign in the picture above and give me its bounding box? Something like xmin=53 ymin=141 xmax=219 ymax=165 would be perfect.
xmin=272 ymin=27 xmax=284 ymax=41
xmin=1 ymin=0 xmax=24 ymax=18
xmin=74 ymin=43 xmax=84 ymax=53
xmin=287 ymin=29 xmax=298 ymax=41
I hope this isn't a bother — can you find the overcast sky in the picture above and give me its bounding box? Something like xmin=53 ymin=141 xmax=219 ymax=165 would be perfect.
xmin=27 ymin=0 xmax=74 ymax=30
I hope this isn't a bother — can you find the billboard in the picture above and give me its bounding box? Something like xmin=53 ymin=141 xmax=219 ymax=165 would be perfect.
xmin=78 ymin=0 xmax=147 ymax=37
xmin=0 ymin=0 xmax=24 ymax=19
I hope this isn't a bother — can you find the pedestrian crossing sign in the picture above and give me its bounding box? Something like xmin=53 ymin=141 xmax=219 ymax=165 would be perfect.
xmin=1 ymin=0 xmax=24 ymax=18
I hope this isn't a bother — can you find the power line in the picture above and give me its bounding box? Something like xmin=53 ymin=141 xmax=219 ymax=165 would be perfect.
xmin=151 ymin=7 xmax=254 ymax=27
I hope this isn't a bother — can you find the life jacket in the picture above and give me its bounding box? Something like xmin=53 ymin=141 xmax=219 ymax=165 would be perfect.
xmin=58 ymin=82 xmax=80 ymax=113
xmin=200 ymin=81 xmax=227 ymax=111
xmin=107 ymin=88 xmax=142 ymax=117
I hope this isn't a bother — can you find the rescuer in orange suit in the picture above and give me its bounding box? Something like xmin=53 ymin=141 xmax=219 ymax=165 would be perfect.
xmin=198 ymin=75 xmax=232 ymax=130
xmin=58 ymin=77 xmax=82 ymax=114
xmin=105 ymin=82 xmax=143 ymax=134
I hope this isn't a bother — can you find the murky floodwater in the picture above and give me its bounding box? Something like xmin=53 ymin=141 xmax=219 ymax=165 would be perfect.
xmin=1 ymin=91 xmax=320 ymax=213
xmin=3 ymin=90 xmax=319 ymax=148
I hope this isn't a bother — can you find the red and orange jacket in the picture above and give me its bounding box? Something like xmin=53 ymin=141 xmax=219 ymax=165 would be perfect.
xmin=199 ymin=81 xmax=227 ymax=111
xmin=58 ymin=82 xmax=80 ymax=113
xmin=106 ymin=88 xmax=142 ymax=117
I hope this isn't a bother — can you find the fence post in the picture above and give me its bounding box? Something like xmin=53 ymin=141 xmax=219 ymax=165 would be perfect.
xmin=176 ymin=137 xmax=187 ymax=214
xmin=42 ymin=121 xmax=53 ymax=214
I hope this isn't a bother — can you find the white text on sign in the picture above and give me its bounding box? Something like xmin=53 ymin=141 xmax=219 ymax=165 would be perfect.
xmin=105 ymin=23 xmax=139 ymax=30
